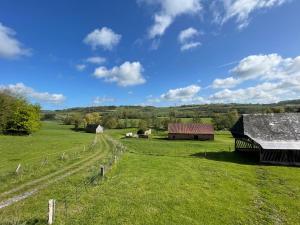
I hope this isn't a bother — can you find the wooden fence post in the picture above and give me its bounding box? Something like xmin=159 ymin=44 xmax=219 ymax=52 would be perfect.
xmin=15 ymin=164 xmax=21 ymax=174
xmin=100 ymin=165 xmax=105 ymax=177
xmin=61 ymin=152 xmax=65 ymax=160
xmin=48 ymin=199 xmax=56 ymax=224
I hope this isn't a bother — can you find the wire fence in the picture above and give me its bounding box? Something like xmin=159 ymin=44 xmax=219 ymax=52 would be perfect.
xmin=0 ymin=136 xmax=100 ymax=190
xmin=50 ymin=134 xmax=126 ymax=224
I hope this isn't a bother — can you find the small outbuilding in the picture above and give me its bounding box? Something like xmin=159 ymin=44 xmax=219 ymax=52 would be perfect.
xmin=86 ymin=124 xmax=103 ymax=134
xmin=231 ymin=113 xmax=300 ymax=166
xmin=168 ymin=123 xmax=214 ymax=140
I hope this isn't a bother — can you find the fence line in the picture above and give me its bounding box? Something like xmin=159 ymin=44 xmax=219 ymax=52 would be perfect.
xmin=49 ymin=134 xmax=126 ymax=223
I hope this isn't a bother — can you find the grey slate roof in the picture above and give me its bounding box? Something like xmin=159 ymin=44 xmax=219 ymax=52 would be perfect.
xmin=231 ymin=113 xmax=300 ymax=150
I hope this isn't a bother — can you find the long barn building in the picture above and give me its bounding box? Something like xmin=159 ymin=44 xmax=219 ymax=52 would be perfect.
xmin=168 ymin=123 xmax=214 ymax=140
xmin=231 ymin=113 xmax=300 ymax=166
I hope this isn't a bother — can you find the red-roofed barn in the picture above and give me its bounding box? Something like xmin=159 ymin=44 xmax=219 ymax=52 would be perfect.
xmin=168 ymin=123 xmax=214 ymax=140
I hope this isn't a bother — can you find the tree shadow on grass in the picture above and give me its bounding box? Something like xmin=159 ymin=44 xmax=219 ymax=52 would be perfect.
xmin=127 ymin=150 xmax=260 ymax=166
xmin=70 ymin=127 xmax=87 ymax=133
xmin=190 ymin=151 xmax=260 ymax=165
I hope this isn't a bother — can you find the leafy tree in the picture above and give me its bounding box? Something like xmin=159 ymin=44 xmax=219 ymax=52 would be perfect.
xmin=5 ymin=98 xmax=41 ymax=134
xmin=192 ymin=111 xmax=203 ymax=123
xmin=71 ymin=113 xmax=82 ymax=130
xmin=212 ymin=110 xmax=239 ymax=130
xmin=272 ymin=107 xmax=285 ymax=113
xmin=102 ymin=116 xmax=118 ymax=129
xmin=153 ymin=117 xmax=163 ymax=130
xmin=42 ymin=113 xmax=56 ymax=121
xmin=63 ymin=114 xmax=73 ymax=125
xmin=84 ymin=112 xmax=101 ymax=125
xmin=162 ymin=117 xmax=181 ymax=130
xmin=129 ymin=119 xmax=138 ymax=128
xmin=0 ymin=92 xmax=15 ymax=132
xmin=138 ymin=119 xmax=148 ymax=130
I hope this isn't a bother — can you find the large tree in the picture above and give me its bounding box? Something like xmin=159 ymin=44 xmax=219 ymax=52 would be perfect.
xmin=0 ymin=92 xmax=41 ymax=134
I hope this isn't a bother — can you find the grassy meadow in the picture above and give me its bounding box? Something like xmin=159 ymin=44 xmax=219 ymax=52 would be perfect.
xmin=0 ymin=122 xmax=99 ymax=193
xmin=0 ymin=123 xmax=300 ymax=224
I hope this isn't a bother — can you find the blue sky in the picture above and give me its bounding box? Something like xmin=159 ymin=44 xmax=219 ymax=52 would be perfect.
xmin=0 ymin=0 xmax=300 ymax=109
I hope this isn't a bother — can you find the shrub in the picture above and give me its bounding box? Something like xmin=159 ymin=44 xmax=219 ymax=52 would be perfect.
xmin=212 ymin=110 xmax=239 ymax=130
xmin=0 ymin=92 xmax=41 ymax=134
xmin=102 ymin=116 xmax=118 ymax=129
xmin=42 ymin=113 xmax=56 ymax=121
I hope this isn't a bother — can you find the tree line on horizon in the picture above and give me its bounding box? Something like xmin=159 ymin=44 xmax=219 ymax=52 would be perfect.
xmin=46 ymin=109 xmax=239 ymax=131
xmin=42 ymin=102 xmax=300 ymax=132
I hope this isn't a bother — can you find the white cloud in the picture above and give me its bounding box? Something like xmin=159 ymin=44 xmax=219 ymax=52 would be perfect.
xmin=212 ymin=0 xmax=289 ymax=29
xmin=209 ymin=78 xmax=300 ymax=103
xmin=0 ymin=83 xmax=65 ymax=104
xmin=139 ymin=0 xmax=202 ymax=38
xmin=86 ymin=56 xmax=106 ymax=64
xmin=93 ymin=96 xmax=115 ymax=105
xmin=212 ymin=54 xmax=300 ymax=89
xmin=230 ymin=53 xmax=288 ymax=80
xmin=180 ymin=42 xmax=202 ymax=51
xmin=178 ymin=27 xmax=202 ymax=51
xmin=209 ymin=53 xmax=300 ymax=103
xmin=93 ymin=61 xmax=146 ymax=87
xmin=178 ymin=27 xmax=200 ymax=43
xmin=84 ymin=27 xmax=121 ymax=50
xmin=0 ymin=23 xmax=31 ymax=59
xmin=160 ymin=85 xmax=202 ymax=102
xmin=211 ymin=76 xmax=241 ymax=89
xmin=76 ymin=64 xmax=86 ymax=71
xmin=149 ymin=14 xmax=173 ymax=39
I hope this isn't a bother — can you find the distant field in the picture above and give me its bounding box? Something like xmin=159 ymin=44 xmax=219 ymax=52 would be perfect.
xmin=0 ymin=125 xmax=299 ymax=225
xmin=118 ymin=117 xmax=212 ymax=127
xmin=180 ymin=117 xmax=212 ymax=124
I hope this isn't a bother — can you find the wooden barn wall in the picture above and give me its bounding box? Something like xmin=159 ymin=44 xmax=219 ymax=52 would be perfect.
xmin=260 ymin=149 xmax=300 ymax=166
xmin=235 ymin=138 xmax=261 ymax=152
xmin=168 ymin=133 xmax=214 ymax=140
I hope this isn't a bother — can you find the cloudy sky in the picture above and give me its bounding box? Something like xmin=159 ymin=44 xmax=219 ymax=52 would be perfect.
xmin=0 ymin=0 xmax=299 ymax=109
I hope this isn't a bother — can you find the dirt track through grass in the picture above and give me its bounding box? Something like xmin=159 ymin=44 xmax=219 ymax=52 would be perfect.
xmin=0 ymin=134 xmax=109 ymax=209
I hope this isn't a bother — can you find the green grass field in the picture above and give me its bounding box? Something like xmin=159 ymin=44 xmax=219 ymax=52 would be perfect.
xmin=0 ymin=123 xmax=299 ymax=225
xmin=0 ymin=122 xmax=101 ymax=193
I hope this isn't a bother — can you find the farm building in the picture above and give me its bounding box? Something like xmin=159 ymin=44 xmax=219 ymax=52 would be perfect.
xmin=231 ymin=113 xmax=300 ymax=166
xmin=86 ymin=124 xmax=103 ymax=133
xmin=168 ymin=123 xmax=214 ymax=140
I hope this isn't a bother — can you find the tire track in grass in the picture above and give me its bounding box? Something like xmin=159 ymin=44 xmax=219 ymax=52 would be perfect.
xmin=0 ymin=149 xmax=99 ymax=199
xmin=0 ymin=137 xmax=103 ymax=198
xmin=253 ymin=167 xmax=285 ymax=225
xmin=0 ymin=134 xmax=110 ymax=209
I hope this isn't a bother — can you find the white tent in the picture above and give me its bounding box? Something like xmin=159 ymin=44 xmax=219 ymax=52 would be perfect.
xmin=96 ymin=125 xmax=104 ymax=133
